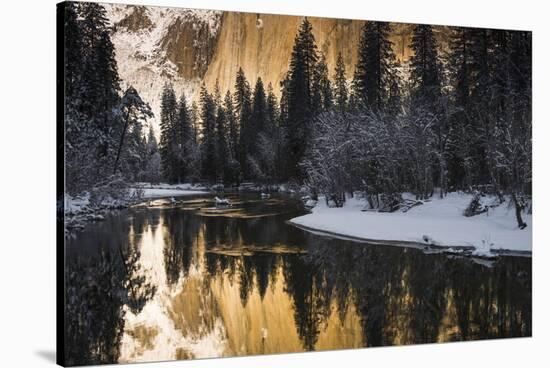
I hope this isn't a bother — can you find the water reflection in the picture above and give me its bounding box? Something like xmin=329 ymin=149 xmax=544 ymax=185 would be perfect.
xmin=65 ymin=194 xmax=531 ymax=365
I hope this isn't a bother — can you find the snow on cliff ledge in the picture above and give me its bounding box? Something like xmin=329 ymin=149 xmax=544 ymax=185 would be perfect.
xmin=105 ymin=4 xmax=222 ymax=137
xmin=289 ymin=193 xmax=532 ymax=256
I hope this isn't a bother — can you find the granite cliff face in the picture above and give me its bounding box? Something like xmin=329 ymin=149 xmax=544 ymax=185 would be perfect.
xmin=105 ymin=4 xmax=448 ymax=132
xmin=202 ymin=12 xmax=364 ymax=94
xmin=105 ymin=4 xmax=222 ymax=132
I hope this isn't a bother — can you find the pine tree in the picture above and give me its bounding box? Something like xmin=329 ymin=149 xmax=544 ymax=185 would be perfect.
xmin=409 ymin=24 xmax=441 ymax=108
xmin=286 ymin=17 xmax=318 ymax=179
xmin=409 ymin=24 xmax=446 ymax=196
xmin=63 ymin=2 xmax=83 ymax=101
xmin=113 ymin=86 xmax=153 ymax=176
xmin=124 ymin=116 xmax=148 ymax=181
xmin=159 ymin=84 xmax=178 ymax=182
xmin=175 ymin=93 xmax=192 ymax=182
xmin=311 ymin=53 xmax=333 ymax=114
xmin=245 ymin=78 xmax=268 ymax=180
xmin=199 ymin=85 xmax=217 ymax=182
xmin=213 ymin=78 xmax=222 ymax=110
xmin=266 ymin=83 xmax=279 ymax=135
xmin=80 ymin=3 xmax=119 ymax=122
xmin=79 ymin=3 xmax=109 ymax=50
xmin=250 ymin=77 xmax=267 ymax=144
xmin=333 ymin=53 xmax=348 ymax=115
xmin=224 ymin=90 xmax=238 ymax=160
xmin=223 ymin=90 xmax=241 ymax=184
xmin=234 ymin=67 xmax=251 ymax=119
xmin=146 ymin=125 xmax=158 ymax=157
xmin=279 ymin=72 xmax=291 ymax=127
xmin=79 ymin=3 xmax=121 ymax=174
xmin=215 ymin=104 xmax=229 ymax=182
xmin=266 ymin=82 xmax=282 ymax=180
xmin=144 ymin=126 xmax=161 ymax=184
xmin=234 ymin=68 xmax=252 ymax=178
xmin=190 ymin=101 xmax=199 ymax=144
xmin=64 ymin=2 xmax=122 ymax=192
xmin=63 ymin=2 xmax=87 ymax=193
xmin=446 ymin=27 xmax=475 ymax=189
xmin=353 ymin=21 xmax=395 ymax=111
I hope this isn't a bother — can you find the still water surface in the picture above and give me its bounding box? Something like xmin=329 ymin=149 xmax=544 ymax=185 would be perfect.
xmin=65 ymin=193 xmax=531 ymax=365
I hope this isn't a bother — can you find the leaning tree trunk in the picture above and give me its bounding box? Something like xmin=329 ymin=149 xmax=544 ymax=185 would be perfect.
xmin=112 ymin=113 xmax=130 ymax=175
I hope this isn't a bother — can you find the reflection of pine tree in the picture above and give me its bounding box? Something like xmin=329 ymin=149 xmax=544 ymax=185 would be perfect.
xmin=238 ymin=256 xmax=255 ymax=306
xmin=282 ymin=255 xmax=323 ymax=350
xmin=252 ymin=255 xmax=274 ymax=300
xmin=65 ymin=245 xmax=156 ymax=365
xmin=163 ymin=212 xmax=201 ymax=285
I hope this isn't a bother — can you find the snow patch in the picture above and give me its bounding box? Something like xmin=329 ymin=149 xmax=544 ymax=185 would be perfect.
xmin=289 ymin=192 xmax=532 ymax=256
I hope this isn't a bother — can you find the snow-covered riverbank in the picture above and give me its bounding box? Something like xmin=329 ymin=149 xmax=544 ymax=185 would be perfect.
xmin=289 ymin=193 xmax=532 ymax=257
xmin=64 ymin=183 xmax=208 ymax=233
xmin=130 ymin=182 xmax=207 ymax=199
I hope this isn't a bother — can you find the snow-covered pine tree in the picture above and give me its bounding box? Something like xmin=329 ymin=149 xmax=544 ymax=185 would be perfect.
xmin=80 ymin=3 xmax=120 ymax=140
xmin=279 ymin=72 xmax=291 ymax=129
xmin=112 ymin=86 xmax=152 ymax=177
xmin=64 ymin=2 xmax=122 ymax=193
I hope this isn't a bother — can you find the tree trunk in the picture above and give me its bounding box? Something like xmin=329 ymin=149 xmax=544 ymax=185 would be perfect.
xmin=113 ymin=112 xmax=130 ymax=175
xmin=511 ymin=193 xmax=527 ymax=229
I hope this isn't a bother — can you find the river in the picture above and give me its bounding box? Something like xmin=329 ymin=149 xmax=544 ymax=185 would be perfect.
xmin=64 ymin=192 xmax=531 ymax=365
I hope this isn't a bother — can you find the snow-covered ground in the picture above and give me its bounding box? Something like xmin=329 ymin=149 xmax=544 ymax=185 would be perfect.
xmin=131 ymin=182 xmax=207 ymax=199
xmin=66 ymin=183 xmax=207 ymax=214
xmin=64 ymin=183 xmax=208 ymax=233
xmin=289 ymin=192 xmax=532 ymax=257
